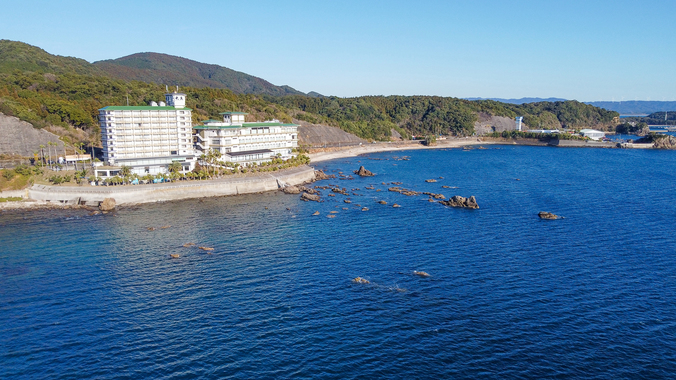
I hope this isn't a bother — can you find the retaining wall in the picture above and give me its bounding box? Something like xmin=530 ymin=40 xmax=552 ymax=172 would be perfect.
xmin=28 ymin=165 xmax=316 ymax=205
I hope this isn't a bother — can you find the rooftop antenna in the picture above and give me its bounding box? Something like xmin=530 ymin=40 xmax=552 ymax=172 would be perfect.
xmin=166 ymin=85 xmax=169 ymax=92
xmin=176 ymin=85 xmax=179 ymax=92
xmin=126 ymin=95 xmax=129 ymax=106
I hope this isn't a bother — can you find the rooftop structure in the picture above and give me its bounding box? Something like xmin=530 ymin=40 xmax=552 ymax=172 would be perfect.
xmin=193 ymin=113 xmax=298 ymax=165
xmin=579 ymin=129 xmax=606 ymax=140
xmin=98 ymin=91 xmax=195 ymax=177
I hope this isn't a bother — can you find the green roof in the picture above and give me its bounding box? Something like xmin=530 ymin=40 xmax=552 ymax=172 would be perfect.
xmin=193 ymin=125 xmax=240 ymax=130
xmin=219 ymin=111 xmax=248 ymax=115
xmin=243 ymin=122 xmax=298 ymax=127
xmin=99 ymin=106 xmax=192 ymax=111
xmin=193 ymin=122 xmax=298 ymax=130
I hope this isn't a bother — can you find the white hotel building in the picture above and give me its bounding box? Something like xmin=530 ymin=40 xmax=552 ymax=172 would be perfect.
xmin=98 ymin=92 xmax=196 ymax=176
xmin=193 ymin=112 xmax=298 ymax=165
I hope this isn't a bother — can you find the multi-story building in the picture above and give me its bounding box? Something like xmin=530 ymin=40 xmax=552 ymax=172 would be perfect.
xmin=98 ymin=92 xmax=196 ymax=176
xmin=193 ymin=112 xmax=298 ymax=165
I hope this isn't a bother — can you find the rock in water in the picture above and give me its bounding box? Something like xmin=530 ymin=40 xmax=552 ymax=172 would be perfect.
xmin=538 ymin=211 xmax=559 ymax=220
xmin=413 ymin=271 xmax=430 ymax=277
xmin=300 ymin=192 xmax=321 ymax=202
xmin=353 ymin=277 xmax=370 ymax=284
xmin=315 ymin=170 xmax=330 ymax=180
xmin=282 ymin=186 xmax=301 ymax=194
xmin=312 ymin=211 xmax=320 ymax=216
xmin=99 ymin=198 xmax=116 ymax=211
xmin=354 ymin=166 xmax=375 ymax=177
xmin=440 ymin=195 xmax=479 ymax=209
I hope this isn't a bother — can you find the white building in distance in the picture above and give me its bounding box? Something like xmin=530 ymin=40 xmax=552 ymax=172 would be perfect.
xmin=193 ymin=112 xmax=298 ymax=165
xmin=98 ymin=92 xmax=195 ymax=176
xmin=579 ymin=129 xmax=606 ymax=140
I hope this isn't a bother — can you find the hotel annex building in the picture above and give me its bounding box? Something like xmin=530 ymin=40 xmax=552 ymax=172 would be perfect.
xmin=98 ymin=92 xmax=298 ymax=177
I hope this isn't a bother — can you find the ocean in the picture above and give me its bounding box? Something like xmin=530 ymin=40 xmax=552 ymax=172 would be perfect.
xmin=1 ymin=145 xmax=675 ymax=379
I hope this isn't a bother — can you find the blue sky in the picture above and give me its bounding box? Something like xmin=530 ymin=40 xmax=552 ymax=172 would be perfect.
xmin=1 ymin=0 xmax=674 ymax=101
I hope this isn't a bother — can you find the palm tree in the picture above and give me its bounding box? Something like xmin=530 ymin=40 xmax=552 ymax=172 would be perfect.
xmin=168 ymin=161 xmax=182 ymax=174
xmin=39 ymin=145 xmax=46 ymax=166
xmin=119 ymin=165 xmax=132 ymax=177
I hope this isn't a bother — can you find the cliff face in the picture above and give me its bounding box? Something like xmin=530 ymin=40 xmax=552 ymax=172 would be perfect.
xmin=295 ymin=121 xmax=366 ymax=147
xmin=474 ymin=113 xmax=520 ymax=135
xmin=652 ymin=135 xmax=676 ymax=149
xmin=0 ymin=113 xmax=64 ymax=157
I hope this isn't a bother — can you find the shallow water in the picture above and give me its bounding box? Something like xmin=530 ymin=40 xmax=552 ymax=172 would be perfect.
xmin=1 ymin=146 xmax=676 ymax=379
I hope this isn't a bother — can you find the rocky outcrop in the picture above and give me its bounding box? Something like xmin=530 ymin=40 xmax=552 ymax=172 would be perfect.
xmin=538 ymin=211 xmax=560 ymax=220
xmin=282 ymin=185 xmax=301 ymax=194
xmin=315 ymin=170 xmax=332 ymax=180
xmin=653 ymin=135 xmax=676 ymax=149
xmin=99 ymin=198 xmax=116 ymax=211
xmin=440 ymin=195 xmax=479 ymax=209
xmin=300 ymin=192 xmax=320 ymax=202
xmin=354 ymin=166 xmax=374 ymax=177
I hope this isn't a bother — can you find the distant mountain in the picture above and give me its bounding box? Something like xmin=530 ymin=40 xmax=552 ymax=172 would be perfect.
xmin=0 ymin=40 xmax=104 ymax=76
xmin=94 ymin=52 xmax=306 ymax=97
xmin=585 ymin=101 xmax=676 ymax=115
xmin=466 ymin=97 xmax=567 ymax=104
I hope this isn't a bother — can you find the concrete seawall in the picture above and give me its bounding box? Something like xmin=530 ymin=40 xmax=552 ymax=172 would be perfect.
xmin=28 ymin=165 xmax=316 ymax=206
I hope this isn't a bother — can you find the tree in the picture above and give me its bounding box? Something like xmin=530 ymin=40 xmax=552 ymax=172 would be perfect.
xmin=119 ymin=165 xmax=132 ymax=177
xmin=168 ymin=161 xmax=182 ymax=174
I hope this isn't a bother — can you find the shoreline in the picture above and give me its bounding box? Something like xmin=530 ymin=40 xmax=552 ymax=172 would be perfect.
xmin=308 ymin=138 xmax=494 ymax=163
xmin=1 ymin=165 xmax=316 ymax=211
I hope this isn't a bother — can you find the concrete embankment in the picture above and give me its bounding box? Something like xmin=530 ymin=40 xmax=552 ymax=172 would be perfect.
xmin=27 ymin=165 xmax=316 ymax=206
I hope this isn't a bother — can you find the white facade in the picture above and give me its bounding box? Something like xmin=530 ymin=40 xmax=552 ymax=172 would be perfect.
xmin=579 ymin=129 xmax=606 ymax=140
xmin=98 ymin=92 xmax=195 ymax=176
xmin=194 ymin=112 xmax=298 ymax=165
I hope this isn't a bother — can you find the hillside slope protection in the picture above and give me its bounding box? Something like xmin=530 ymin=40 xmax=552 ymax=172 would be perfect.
xmin=0 ymin=40 xmax=103 ymax=76
xmin=95 ymin=52 xmax=305 ymax=96
xmin=296 ymin=121 xmax=366 ymax=147
xmin=0 ymin=113 xmax=64 ymax=157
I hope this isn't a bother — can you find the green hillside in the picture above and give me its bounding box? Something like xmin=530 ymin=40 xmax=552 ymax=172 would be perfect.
xmin=0 ymin=40 xmax=621 ymax=150
xmin=0 ymin=40 xmax=103 ymax=76
xmin=94 ymin=52 xmax=306 ymax=97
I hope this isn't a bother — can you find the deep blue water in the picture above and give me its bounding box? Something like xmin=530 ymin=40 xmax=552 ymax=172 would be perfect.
xmin=2 ymin=146 xmax=676 ymax=379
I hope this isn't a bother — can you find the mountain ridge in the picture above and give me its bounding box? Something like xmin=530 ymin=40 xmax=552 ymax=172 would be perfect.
xmin=93 ymin=52 xmax=307 ymax=97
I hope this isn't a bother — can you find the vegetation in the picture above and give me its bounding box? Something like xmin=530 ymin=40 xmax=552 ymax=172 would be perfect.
xmin=485 ymin=131 xmax=587 ymax=141
xmin=0 ymin=39 xmax=621 ymax=148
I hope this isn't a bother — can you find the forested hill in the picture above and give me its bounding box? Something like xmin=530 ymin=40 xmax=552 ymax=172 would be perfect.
xmin=0 ymin=39 xmax=620 ymax=149
xmin=0 ymin=40 xmax=104 ymax=76
xmin=94 ymin=52 xmax=307 ymax=97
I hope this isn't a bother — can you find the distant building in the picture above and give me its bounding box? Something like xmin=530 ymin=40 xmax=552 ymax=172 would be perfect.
xmin=193 ymin=112 xmax=298 ymax=166
xmin=526 ymin=129 xmax=560 ymax=134
xmin=579 ymin=129 xmax=606 ymax=140
xmin=98 ymin=91 xmax=195 ymax=176
xmin=515 ymin=116 xmax=523 ymax=131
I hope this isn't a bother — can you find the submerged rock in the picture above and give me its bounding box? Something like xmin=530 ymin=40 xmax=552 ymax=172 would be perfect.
xmin=282 ymin=186 xmax=300 ymax=194
xmin=170 ymin=254 xmax=180 ymax=259
xmin=538 ymin=211 xmax=560 ymax=220
xmin=378 ymin=200 xmax=387 ymax=205
xmin=301 ymin=192 xmax=321 ymax=202
xmin=413 ymin=271 xmax=430 ymax=277
xmin=353 ymin=277 xmax=370 ymax=284
xmin=425 ymin=179 xmax=437 ymax=183
xmin=354 ymin=166 xmax=375 ymax=177
xmin=440 ymin=195 xmax=479 ymax=209
xmin=393 ymin=204 xmax=401 ymax=208
xmin=99 ymin=198 xmax=116 ymax=211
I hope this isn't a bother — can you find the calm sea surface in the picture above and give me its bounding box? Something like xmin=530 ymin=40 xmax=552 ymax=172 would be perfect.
xmin=2 ymin=146 xmax=676 ymax=379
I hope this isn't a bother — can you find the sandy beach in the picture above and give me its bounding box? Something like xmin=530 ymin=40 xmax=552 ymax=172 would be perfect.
xmin=308 ymin=138 xmax=493 ymax=163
